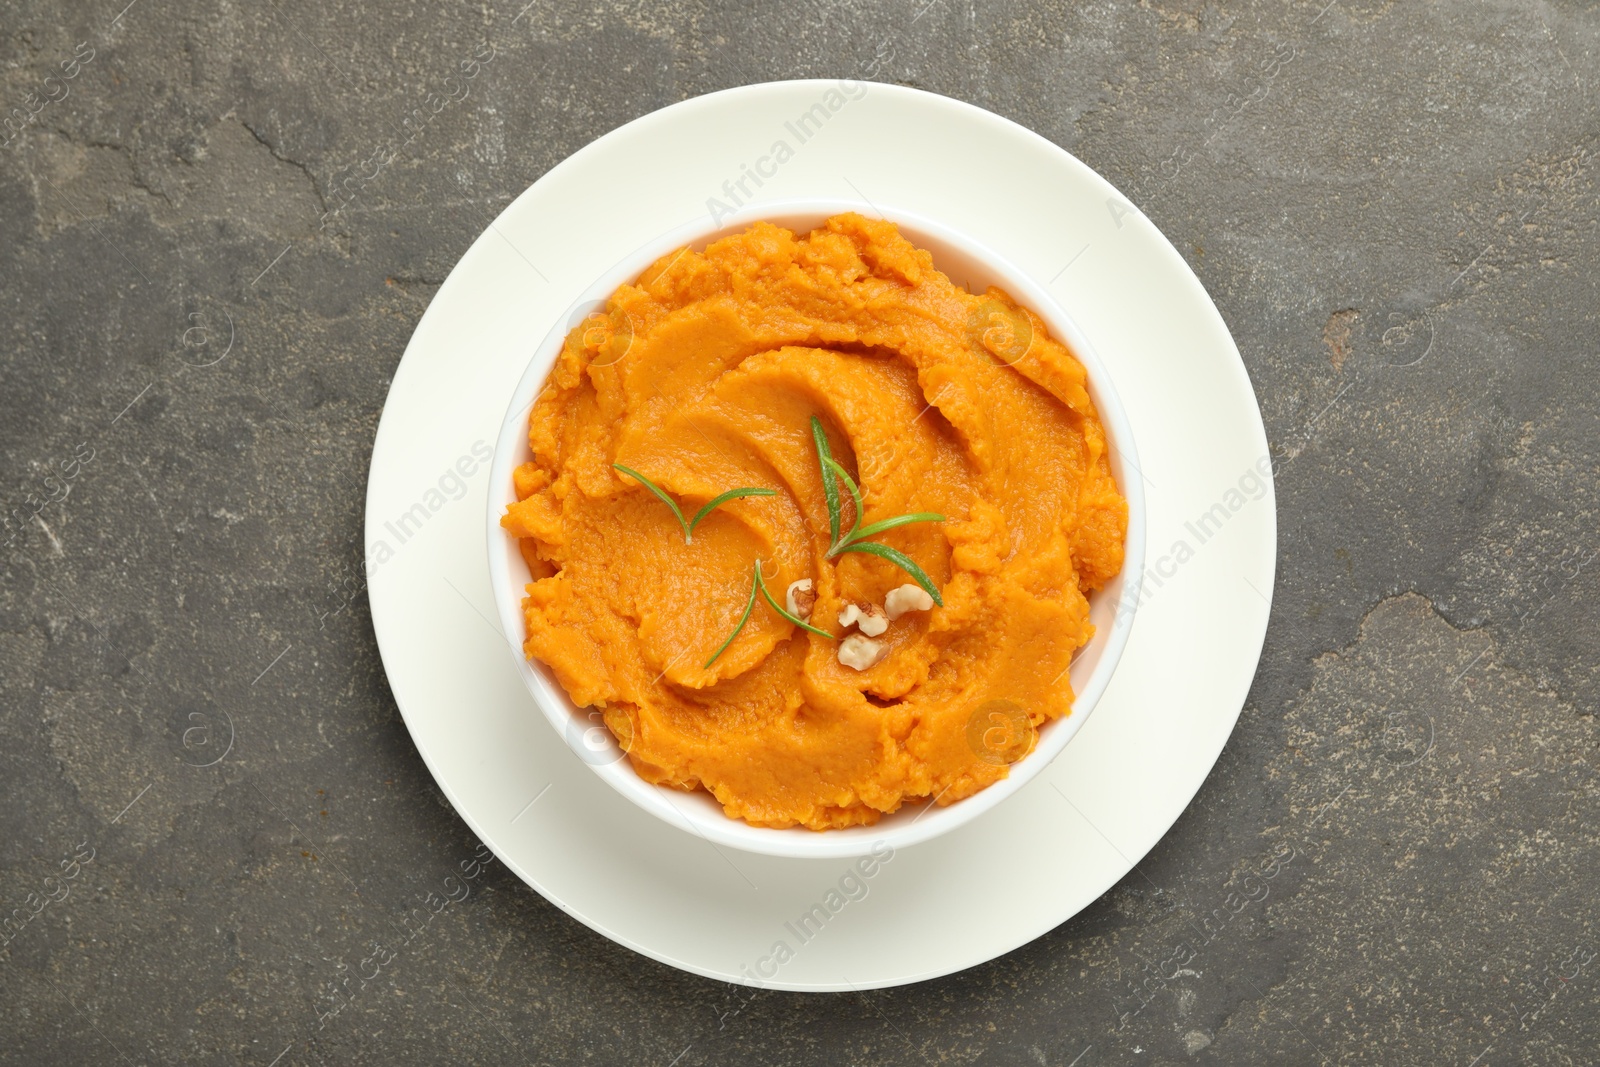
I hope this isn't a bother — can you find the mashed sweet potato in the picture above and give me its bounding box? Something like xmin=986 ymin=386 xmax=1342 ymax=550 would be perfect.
xmin=502 ymin=213 xmax=1126 ymax=830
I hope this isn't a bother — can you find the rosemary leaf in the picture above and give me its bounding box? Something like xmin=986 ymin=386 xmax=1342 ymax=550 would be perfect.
xmin=836 ymin=541 xmax=944 ymax=606
xmin=704 ymin=560 xmax=832 ymax=669
xmin=703 ymin=566 xmax=760 ymax=668
xmin=811 ymin=416 xmax=841 ymax=548
xmin=844 ymin=511 xmax=947 ymax=546
xmin=613 ymin=464 xmax=690 ymax=542
xmin=615 ymin=464 xmax=773 ymax=545
xmin=819 ymin=457 xmax=944 ymax=557
xmin=687 ymin=486 xmax=777 ymax=541
xmin=821 ymin=457 xmax=864 ymax=551
xmin=754 ymin=562 xmax=833 ymax=638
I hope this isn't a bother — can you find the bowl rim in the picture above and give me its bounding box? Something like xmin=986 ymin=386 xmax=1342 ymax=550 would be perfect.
xmin=485 ymin=196 xmax=1148 ymax=860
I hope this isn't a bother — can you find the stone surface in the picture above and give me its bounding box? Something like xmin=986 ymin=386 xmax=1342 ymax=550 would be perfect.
xmin=2 ymin=1 xmax=1597 ymax=1064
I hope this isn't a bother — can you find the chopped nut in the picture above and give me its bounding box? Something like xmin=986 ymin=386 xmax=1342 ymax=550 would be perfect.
xmin=837 ymin=600 xmax=888 ymax=637
xmin=785 ymin=578 xmax=815 ymax=620
xmin=837 ymin=634 xmax=887 ymax=671
xmin=884 ymin=583 xmax=935 ymax=620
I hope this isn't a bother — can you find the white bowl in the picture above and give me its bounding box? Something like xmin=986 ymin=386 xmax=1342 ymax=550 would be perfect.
xmin=486 ymin=197 xmax=1147 ymax=860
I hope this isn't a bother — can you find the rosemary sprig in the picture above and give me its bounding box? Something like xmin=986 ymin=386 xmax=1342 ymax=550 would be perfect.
xmin=822 ymin=454 xmax=864 ymax=547
xmin=834 ymin=540 xmax=943 ymax=606
xmin=690 ymin=487 xmax=778 ymax=536
xmin=613 ymin=464 xmax=775 ymax=545
xmin=820 ymin=457 xmax=945 ymax=556
xmin=703 ymin=565 xmax=759 ymax=668
xmin=755 ymin=561 xmax=833 ymax=639
xmin=704 ymin=559 xmax=833 ymax=668
xmin=809 ymin=418 xmax=946 ymax=605
xmin=811 ymin=416 xmax=841 ymax=548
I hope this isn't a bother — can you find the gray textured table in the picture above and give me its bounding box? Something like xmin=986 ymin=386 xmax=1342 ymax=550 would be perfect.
xmin=3 ymin=1 xmax=1598 ymax=1064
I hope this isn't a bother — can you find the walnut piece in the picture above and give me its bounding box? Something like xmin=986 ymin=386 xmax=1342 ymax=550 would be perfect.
xmin=837 ymin=600 xmax=888 ymax=637
xmin=883 ymin=583 xmax=935 ymax=620
xmin=785 ymin=578 xmax=815 ymax=620
xmin=837 ymin=634 xmax=887 ymax=671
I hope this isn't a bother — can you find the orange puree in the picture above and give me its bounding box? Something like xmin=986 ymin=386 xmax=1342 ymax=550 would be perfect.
xmin=502 ymin=213 xmax=1126 ymax=830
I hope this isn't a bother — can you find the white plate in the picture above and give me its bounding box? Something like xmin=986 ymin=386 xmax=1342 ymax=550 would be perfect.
xmin=366 ymin=80 xmax=1275 ymax=991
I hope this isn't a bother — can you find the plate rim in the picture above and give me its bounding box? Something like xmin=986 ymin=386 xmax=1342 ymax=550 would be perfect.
xmin=365 ymin=78 xmax=1277 ymax=991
